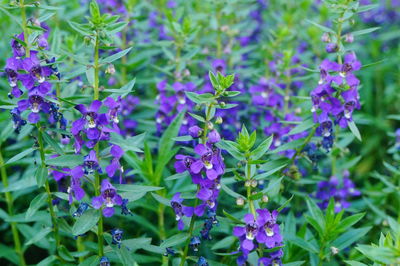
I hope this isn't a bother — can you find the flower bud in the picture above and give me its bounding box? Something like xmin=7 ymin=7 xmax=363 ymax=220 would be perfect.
xmin=244 ymin=180 xmax=251 ymax=187
xmin=344 ymin=33 xmax=354 ymax=43
xmin=183 ymin=69 xmax=191 ymax=77
xmin=251 ymin=180 xmax=258 ymax=188
xmin=330 ymin=246 xmax=339 ymax=255
xmin=84 ymin=36 xmax=92 ymax=45
xmin=220 ymin=25 xmax=229 ymax=32
xmin=262 ymin=195 xmax=269 ymax=203
xmin=189 ymin=126 xmax=203 ymax=138
xmin=321 ymin=32 xmax=330 ymax=43
xmin=236 ymin=197 xmax=245 ymax=206
xmin=106 ymin=64 xmax=116 ymax=75
xmin=207 ymin=121 xmax=214 ymax=130
xmin=219 ymin=101 xmax=226 ymax=108
xmin=325 ymin=43 xmax=338 ymax=53
xmin=215 ymin=116 xmax=223 ymax=124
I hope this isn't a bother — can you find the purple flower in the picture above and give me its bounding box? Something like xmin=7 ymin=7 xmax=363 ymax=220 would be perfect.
xmin=111 ymin=228 xmax=123 ymax=248
xmin=17 ymin=87 xmax=51 ymax=124
xmin=72 ymin=202 xmax=89 ymax=217
xmin=191 ymin=144 xmax=224 ymax=180
xmin=255 ymin=209 xmax=282 ymax=248
xmin=72 ymin=100 xmax=103 ymax=136
xmin=189 ymin=125 xmax=203 ymax=138
xmin=84 ymin=150 xmax=101 ymax=174
xmin=68 ymin=166 xmax=86 ymax=204
xmin=105 ymin=145 xmax=124 ymax=183
xmin=325 ymin=43 xmax=338 ymax=53
xmin=92 ymin=179 xmax=123 ymax=217
xmin=170 ymin=192 xmax=194 ymax=230
xmin=233 ymin=213 xmax=258 ymax=258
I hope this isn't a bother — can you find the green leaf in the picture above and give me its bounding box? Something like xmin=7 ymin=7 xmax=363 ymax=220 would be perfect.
xmin=155 ymin=111 xmax=185 ymax=181
xmin=110 ymin=132 xmax=144 ymax=153
xmin=100 ymin=47 xmax=132 ymax=64
xmin=211 ymin=236 xmax=236 ymax=250
xmin=305 ymin=197 xmax=325 ymax=232
xmin=277 ymin=195 xmax=294 ymax=212
xmin=72 ymin=209 xmax=101 ymax=236
xmin=306 ymin=19 xmax=335 ymax=33
xmin=3 ymin=148 xmax=35 ymax=166
xmin=68 ymin=21 xmax=91 ymax=36
xmin=188 ymin=112 xmax=205 ymax=122
xmin=35 ymin=165 xmax=48 ymax=188
xmin=25 ymin=193 xmax=47 ymax=219
xmin=25 ymin=227 xmax=52 ymax=246
xmin=105 ymin=78 xmax=136 ymax=98
xmin=58 ymin=245 xmax=75 ymax=262
xmin=357 ymin=4 xmax=378 ymax=13
xmin=336 ymin=213 xmax=365 ymax=233
xmin=221 ymin=183 xmax=242 ymax=199
xmin=151 ymin=192 xmax=170 ymax=206
xmin=216 ymin=140 xmax=245 ymax=161
xmin=115 ymin=184 xmax=163 ymax=193
xmin=348 ymin=120 xmax=362 ymax=141
xmin=286 ymin=236 xmax=319 ymax=253
xmin=332 ymin=227 xmax=371 ymax=250
xmin=287 ymin=119 xmax=313 ymax=136
xmin=42 ymin=131 xmax=64 ymax=155
xmin=223 ymin=210 xmax=245 ymax=224
xmin=209 ymin=71 xmax=219 ymax=88
xmin=172 ymin=135 xmax=193 ymax=142
xmin=344 ymin=260 xmax=368 ymax=266
xmin=185 ymin=92 xmax=214 ymax=105
xmin=356 ymin=245 xmax=397 ymax=264
xmin=251 ymin=136 xmax=273 ymax=160
xmin=46 ymin=154 xmax=84 ymax=168
xmin=351 ymin=27 xmax=380 ymax=36
xmin=160 ymin=233 xmax=189 ymax=248
xmin=78 ymin=256 xmax=100 ymax=266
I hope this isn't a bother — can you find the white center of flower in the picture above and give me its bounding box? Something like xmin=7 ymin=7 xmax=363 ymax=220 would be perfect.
xmin=178 ymin=97 xmax=186 ymax=104
xmin=87 ymin=119 xmax=96 ymax=128
xmin=204 ymin=161 xmax=213 ymax=170
xmin=246 ymin=232 xmax=255 ymax=240
xmin=31 ymin=103 xmax=40 ymax=113
xmin=323 ymin=129 xmax=331 ymax=137
xmin=266 ymin=227 xmax=274 ymax=237
xmin=175 ymin=214 xmax=181 ymax=221
xmin=9 ymin=80 xmax=17 ymax=87
xmin=106 ymin=198 xmax=114 ymax=208
xmin=344 ymin=110 xmax=351 ymax=119
xmin=38 ymin=76 xmax=45 ymax=83
xmin=156 ymin=117 xmax=163 ymax=123
xmin=311 ymin=106 xmax=317 ymax=112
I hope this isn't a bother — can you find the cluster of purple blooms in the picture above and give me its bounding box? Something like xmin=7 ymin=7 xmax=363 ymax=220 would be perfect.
xmin=315 ymin=170 xmax=361 ymax=212
xmin=311 ymin=52 xmax=362 ymax=151
xmin=170 ymin=128 xmax=224 ymax=252
xmin=155 ymin=80 xmax=197 ymax=135
xmin=4 ymin=23 xmax=65 ymax=134
xmin=233 ymin=210 xmax=283 ymax=265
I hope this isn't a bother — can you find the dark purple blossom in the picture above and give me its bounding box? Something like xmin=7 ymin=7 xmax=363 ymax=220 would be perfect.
xmin=92 ymin=179 xmax=123 ymax=217
xmin=170 ymin=193 xmax=194 ymax=230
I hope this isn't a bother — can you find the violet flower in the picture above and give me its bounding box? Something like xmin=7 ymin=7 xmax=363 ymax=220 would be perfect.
xmin=170 ymin=192 xmax=194 ymax=230
xmin=92 ymin=179 xmax=123 ymax=217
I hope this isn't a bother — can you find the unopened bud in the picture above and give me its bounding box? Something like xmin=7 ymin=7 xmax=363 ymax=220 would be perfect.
xmin=215 ymin=116 xmax=223 ymax=124
xmin=251 ymin=180 xmax=258 ymax=188
xmin=344 ymin=33 xmax=354 ymax=43
xmin=106 ymin=64 xmax=116 ymax=75
xmin=244 ymin=180 xmax=251 ymax=187
xmin=84 ymin=36 xmax=91 ymax=45
xmin=219 ymin=101 xmax=226 ymax=108
xmin=236 ymin=197 xmax=245 ymax=206
xmin=262 ymin=195 xmax=269 ymax=203
xmin=330 ymin=246 xmax=339 ymax=255
xmin=207 ymin=121 xmax=214 ymax=130
xmin=321 ymin=32 xmax=330 ymax=43
xmin=325 ymin=43 xmax=338 ymax=53
xmin=183 ymin=69 xmax=191 ymax=77
xmin=220 ymin=25 xmax=229 ymax=32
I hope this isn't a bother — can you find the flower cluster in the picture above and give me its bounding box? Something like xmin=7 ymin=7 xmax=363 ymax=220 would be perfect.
xmin=311 ymin=53 xmax=362 ymax=150
xmin=233 ymin=210 xmax=283 ymax=265
xmin=5 ymin=24 xmax=64 ymax=131
xmin=315 ymin=170 xmax=361 ymax=212
xmin=155 ymin=80 xmax=197 ymax=135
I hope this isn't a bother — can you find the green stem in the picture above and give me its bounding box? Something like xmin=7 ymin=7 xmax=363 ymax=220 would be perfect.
xmin=180 ymin=102 xmax=214 ymax=265
xmin=92 ymin=31 xmax=104 ymax=256
xmin=0 ymin=148 xmax=26 ymax=266
xmin=93 ymin=33 xmax=100 ymax=100
xmin=179 ymin=198 xmax=199 ymax=266
xmin=20 ymin=0 xmax=30 ymax=57
xmin=37 ymin=126 xmax=61 ymax=251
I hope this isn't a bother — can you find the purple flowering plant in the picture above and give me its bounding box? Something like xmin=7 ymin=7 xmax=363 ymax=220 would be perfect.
xmin=0 ymin=0 xmax=398 ymax=265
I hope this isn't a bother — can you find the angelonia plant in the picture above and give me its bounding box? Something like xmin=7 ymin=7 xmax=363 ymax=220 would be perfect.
xmin=0 ymin=0 xmax=399 ymax=266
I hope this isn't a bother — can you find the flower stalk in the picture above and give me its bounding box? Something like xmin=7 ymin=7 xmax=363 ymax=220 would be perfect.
xmin=0 ymin=148 xmax=26 ymax=266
